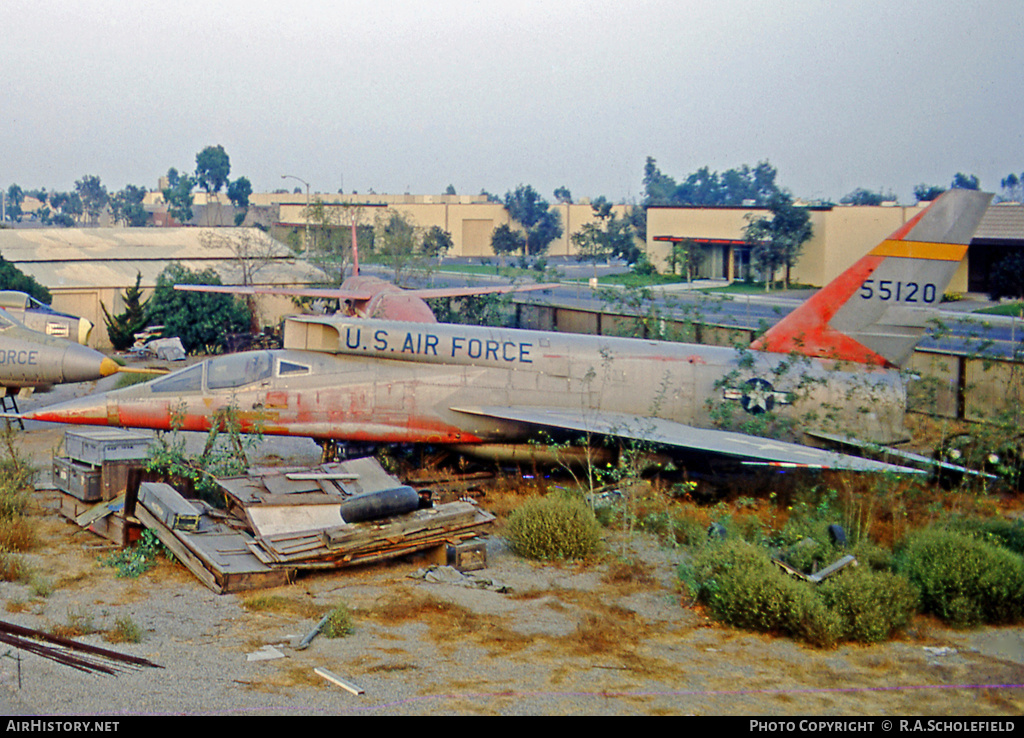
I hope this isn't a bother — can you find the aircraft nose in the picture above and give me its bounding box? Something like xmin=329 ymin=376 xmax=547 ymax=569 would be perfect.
xmin=61 ymin=344 xmax=119 ymax=383
xmin=77 ymin=318 xmax=94 ymax=345
xmin=22 ymin=392 xmax=111 ymax=426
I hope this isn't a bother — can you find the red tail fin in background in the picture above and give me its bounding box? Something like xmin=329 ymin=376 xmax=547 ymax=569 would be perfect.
xmin=751 ymin=189 xmax=993 ymax=367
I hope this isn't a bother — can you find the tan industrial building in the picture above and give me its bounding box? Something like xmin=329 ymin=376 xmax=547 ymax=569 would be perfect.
xmin=266 ymin=193 xmax=633 ymax=258
xmin=0 ymin=228 xmax=325 ymax=349
xmin=646 ymin=200 xmax=1024 ymax=293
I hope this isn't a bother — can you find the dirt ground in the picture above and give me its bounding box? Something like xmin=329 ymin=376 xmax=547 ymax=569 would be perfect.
xmin=3 ymin=419 xmax=1024 ymax=716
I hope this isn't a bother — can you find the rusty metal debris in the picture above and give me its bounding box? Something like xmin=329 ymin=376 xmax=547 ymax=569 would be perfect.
xmin=0 ymin=620 xmax=162 ymax=676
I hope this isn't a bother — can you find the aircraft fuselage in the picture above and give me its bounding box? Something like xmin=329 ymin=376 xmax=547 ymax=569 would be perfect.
xmin=26 ymin=318 xmax=908 ymax=447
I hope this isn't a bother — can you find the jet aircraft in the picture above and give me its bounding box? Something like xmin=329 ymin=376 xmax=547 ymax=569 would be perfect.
xmin=0 ymin=291 xmax=95 ymax=344
xmin=173 ymin=274 xmax=559 ymax=323
xmin=19 ymin=189 xmax=994 ymax=474
xmin=0 ymin=306 xmax=121 ymax=415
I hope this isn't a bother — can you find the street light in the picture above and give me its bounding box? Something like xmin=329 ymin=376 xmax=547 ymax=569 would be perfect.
xmin=281 ymin=174 xmax=311 ymax=252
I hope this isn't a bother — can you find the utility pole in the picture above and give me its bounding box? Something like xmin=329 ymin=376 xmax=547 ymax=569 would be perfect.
xmin=282 ymin=174 xmax=311 ymax=252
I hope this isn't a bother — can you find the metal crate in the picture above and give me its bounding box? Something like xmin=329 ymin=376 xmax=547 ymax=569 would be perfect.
xmin=53 ymin=457 xmax=102 ymax=502
xmin=64 ymin=429 xmax=154 ymax=466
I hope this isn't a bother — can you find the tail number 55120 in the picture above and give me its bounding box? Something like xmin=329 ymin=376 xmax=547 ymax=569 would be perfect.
xmin=859 ymin=280 xmax=937 ymax=303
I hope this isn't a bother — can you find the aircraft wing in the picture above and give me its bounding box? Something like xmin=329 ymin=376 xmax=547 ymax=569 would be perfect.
xmin=405 ymin=283 xmax=559 ymax=299
xmin=173 ymin=282 xmax=558 ymax=302
xmin=451 ymin=406 xmax=923 ymax=474
xmin=173 ymin=284 xmax=376 ymax=300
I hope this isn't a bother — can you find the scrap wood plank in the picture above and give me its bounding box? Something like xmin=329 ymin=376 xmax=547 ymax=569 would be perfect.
xmin=75 ymin=494 xmax=126 ymax=528
xmin=263 ymin=524 xmax=492 ymax=570
xmin=258 ymin=508 xmax=494 ymax=565
xmin=314 ymin=667 xmax=364 ymax=695
xmin=322 ymin=502 xmax=482 ymax=547
xmin=136 ymin=483 xmax=293 ymax=593
xmin=135 ymin=505 xmax=223 ymax=594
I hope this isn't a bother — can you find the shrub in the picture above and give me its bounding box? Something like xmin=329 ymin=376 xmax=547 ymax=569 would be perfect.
xmin=818 ymin=567 xmax=919 ymax=643
xmin=897 ymin=528 xmax=1024 ymax=627
xmin=688 ymin=540 xmax=843 ymax=647
xmin=945 ymin=516 xmax=1024 ymax=557
xmin=505 ymin=495 xmax=601 ymax=561
xmin=322 ymin=602 xmax=354 ymax=638
xmin=102 ymin=529 xmax=163 ymax=578
xmin=0 ymin=551 xmax=29 ymax=582
xmin=0 ymin=438 xmax=35 ymax=553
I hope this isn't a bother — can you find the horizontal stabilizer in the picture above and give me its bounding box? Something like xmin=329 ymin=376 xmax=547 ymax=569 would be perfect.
xmin=452 ymin=406 xmax=923 ymax=474
xmin=805 ymin=430 xmax=998 ymax=479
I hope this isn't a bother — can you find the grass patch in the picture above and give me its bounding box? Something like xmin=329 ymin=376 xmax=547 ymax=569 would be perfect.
xmin=436 ymin=263 xmax=540 ymax=280
xmin=106 ymin=615 xmax=144 ymax=644
xmin=0 ymin=551 xmax=30 ymax=583
xmin=975 ymin=301 xmax=1024 ymax=317
xmin=0 ymin=430 xmax=37 ymax=554
xmin=698 ymin=280 xmax=817 ymax=295
xmin=597 ymin=272 xmax=687 ymax=288
xmin=48 ymin=606 xmax=98 ymax=639
xmin=683 ymin=540 xmax=921 ymax=646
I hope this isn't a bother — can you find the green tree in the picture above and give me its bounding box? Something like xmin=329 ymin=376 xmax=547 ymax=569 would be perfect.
xmin=444 ymin=184 xmax=457 ymax=195
xmin=195 ymin=145 xmax=231 ymax=195
xmin=743 ymin=192 xmax=812 ymax=290
xmin=503 ymin=184 xmax=563 ymax=255
xmin=913 ymin=183 xmax=946 ymax=202
xmin=300 ymin=198 xmax=367 ymax=285
xmin=669 ymin=238 xmax=705 ymax=283
xmin=372 ymin=211 xmax=421 ymax=285
xmin=227 ymin=176 xmax=252 ymax=226
xmin=5 ymin=185 xmax=25 ymax=222
xmin=48 ymin=191 xmax=83 ymax=226
xmin=642 ymin=156 xmax=677 ymax=205
xmin=110 ymin=185 xmax=149 ymax=227
xmin=162 ymin=168 xmax=195 ymax=224
xmin=75 ymin=175 xmax=108 ymax=224
xmin=490 ymin=223 xmax=526 ymax=256
xmin=571 ymin=196 xmax=641 ymax=264
xmin=1000 ymin=173 xmax=1023 ymax=202
xmin=421 ymin=225 xmax=453 ymax=258
xmin=147 ymin=263 xmax=250 ymax=353
xmin=0 ymin=255 xmax=50 ymax=303
xmin=952 ymin=172 xmax=980 ymax=190
xmin=643 ymin=157 xmax=779 ymax=206
xmin=101 ymin=272 xmax=150 ymax=350
xmin=553 ymin=186 xmax=573 ymax=204
xmin=840 ymin=188 xmax=895 ymax=205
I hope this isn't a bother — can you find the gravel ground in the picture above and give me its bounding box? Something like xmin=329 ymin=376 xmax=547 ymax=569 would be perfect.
xmin=3 ymin=382 xmax=1024 ymax=716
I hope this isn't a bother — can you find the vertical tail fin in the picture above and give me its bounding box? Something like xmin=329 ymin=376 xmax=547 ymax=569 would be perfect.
xmin=750 ymin=189 xmax=993 ymax=367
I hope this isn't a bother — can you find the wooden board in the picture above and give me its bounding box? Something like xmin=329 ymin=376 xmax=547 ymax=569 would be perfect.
xmin=253 ymin=502 xmax=495 ymax=568
xmin=136 ymin=484 xmax=294 ymax=594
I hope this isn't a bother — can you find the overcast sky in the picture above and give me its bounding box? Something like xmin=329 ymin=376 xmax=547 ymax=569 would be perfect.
xmin=4 ymin=0 xmax=1023 ymax=204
